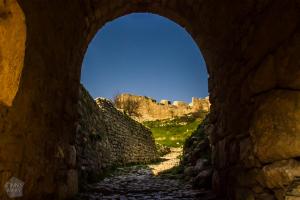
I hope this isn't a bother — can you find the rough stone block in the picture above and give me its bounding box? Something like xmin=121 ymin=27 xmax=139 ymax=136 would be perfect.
xmin=67 ymin=169 xmax=78 ymax=197
xmin=261 ymin=159 xmax=300 ymax=189
xmin=249 ymin=55 xmax=276 ymax=94
xmin=0 ymin=0 xmax=26 ymax=106
xmin=235 ymin=187 xmax=255 ymax=200
xmin=67 ymin=145 xmax=76 ymax=168
xmin=250 ymin=90 xmax=300 ymax=163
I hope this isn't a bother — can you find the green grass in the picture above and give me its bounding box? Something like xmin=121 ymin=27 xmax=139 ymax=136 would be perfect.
xmin=143 ymin=111 xmax=208 ymax=147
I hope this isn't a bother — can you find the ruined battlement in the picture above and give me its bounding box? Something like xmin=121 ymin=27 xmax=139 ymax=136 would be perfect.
xmin=116 ymin=94 xmax=210 ymax=122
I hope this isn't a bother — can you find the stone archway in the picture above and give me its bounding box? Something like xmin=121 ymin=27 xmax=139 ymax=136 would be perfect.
xmin=0 ymin=0 xmax=299 ymax=199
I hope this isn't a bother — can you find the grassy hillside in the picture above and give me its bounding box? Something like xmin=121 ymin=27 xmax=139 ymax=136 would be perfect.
xmin=143 ymin=111 xmax=208 ymax=147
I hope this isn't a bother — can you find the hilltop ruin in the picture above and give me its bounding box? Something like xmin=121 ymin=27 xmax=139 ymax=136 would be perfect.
xmin=115 ymin=94 xmax=210 ymax=122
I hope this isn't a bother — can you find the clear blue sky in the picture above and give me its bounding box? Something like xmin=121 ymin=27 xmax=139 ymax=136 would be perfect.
xmin=81 ymin=13 xmax=208 ymax=103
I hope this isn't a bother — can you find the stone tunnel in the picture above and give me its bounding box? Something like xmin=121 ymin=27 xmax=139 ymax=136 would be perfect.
xmin=0 ymin=0 xmax=299 ymax=199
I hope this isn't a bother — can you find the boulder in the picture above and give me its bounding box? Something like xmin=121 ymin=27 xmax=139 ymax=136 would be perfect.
xmin=260 ymin=159 xmax=300 ymax=189
xmin=194 ymin=158 xmax=209 ymax=172
xmin=250 ymin=91 xmax=300 ymax=163
xmin=192 ymin=168 xmax=213 ymax=188
xmin=184 ymin=166 xmax=196 ymax=177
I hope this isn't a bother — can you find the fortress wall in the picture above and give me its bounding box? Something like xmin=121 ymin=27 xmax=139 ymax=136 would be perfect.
xmin=76 ymin=86 xmax=158 ymax=186
xmin=118 ymin=94 xmax=210 ymax=122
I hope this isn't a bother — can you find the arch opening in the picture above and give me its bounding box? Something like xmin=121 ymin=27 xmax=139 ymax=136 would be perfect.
xmin=77 ymin=13 xmax=212 ymax=197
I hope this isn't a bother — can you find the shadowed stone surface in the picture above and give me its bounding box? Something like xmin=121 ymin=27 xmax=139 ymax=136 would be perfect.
xmin=0 ymin=0 xmax=299 ymax=199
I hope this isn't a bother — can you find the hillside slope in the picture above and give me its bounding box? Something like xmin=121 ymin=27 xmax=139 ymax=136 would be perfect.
xmin=143 ymin=111 xmax=208 ymax=147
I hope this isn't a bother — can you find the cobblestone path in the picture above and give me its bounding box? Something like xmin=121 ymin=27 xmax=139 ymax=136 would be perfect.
xmin=75 ymin=148 xmax=220 ymax=200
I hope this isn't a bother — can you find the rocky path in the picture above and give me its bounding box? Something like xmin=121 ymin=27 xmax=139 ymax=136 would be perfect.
xmin=75 ymin=148 xmax=218 ymax=200
xmin=148 ymin=147 xmax=182 ymax=175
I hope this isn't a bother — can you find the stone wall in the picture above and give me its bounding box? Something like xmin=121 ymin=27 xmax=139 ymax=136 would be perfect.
xmin=76 ymin=86 xmax=158 ymax=187
xmin=190 ymin=97 xmax=210 ymax=111
xmin=182 ymin=116 xmax=212 ymax=189
xmin=117 ymin=94 xmax=210 ymax=122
